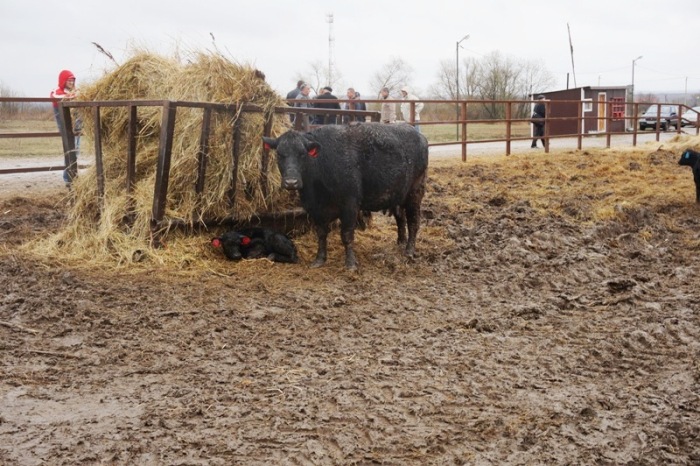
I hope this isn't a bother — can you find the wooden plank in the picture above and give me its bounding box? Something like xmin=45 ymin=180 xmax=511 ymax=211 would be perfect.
xmin=93 ymin=106 xmax=105 ymax=203
xmin=227 ymin=111 xmax=241 ymax=208
xmin=126 ymin=105 xmax=138 ymax=194
xmin=195 ymin=107 xmax=212 ymax=196
xmin=58 ymin=103 xmax=77 ymax=182
xmin=150 ymin=101 xmax=177 ymax=246
xmin=261 ymin=114 xmax=274 ymax=199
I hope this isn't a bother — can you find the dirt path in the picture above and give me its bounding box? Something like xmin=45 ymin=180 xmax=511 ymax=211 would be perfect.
xmin=1 ymin=147 xmax=699 ymax=465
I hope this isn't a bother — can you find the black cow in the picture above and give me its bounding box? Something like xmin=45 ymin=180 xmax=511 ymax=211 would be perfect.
xmin=678 ymin=148 xmax=700 ymax=203
xmin=211 ymin=227 xmax=298 ymax=263
xmin=263 ymin=123 xmax=429 ymax=270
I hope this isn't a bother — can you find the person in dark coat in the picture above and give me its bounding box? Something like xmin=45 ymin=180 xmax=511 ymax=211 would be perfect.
xmin=286 ymin=80 xmax=305 ymax=124
xmin=314 ymin=86 xmax=341 ymax=124
xmin=286 ymin=80 xmax=304 ymax=100
xmin=531 ymin=94 xmax=547 ymax=149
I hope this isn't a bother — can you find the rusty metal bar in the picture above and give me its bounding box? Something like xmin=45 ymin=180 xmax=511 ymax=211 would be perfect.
xmin=461 ymin=102 xmax=468 ymax=162
xmin=606 ymin=101 xmax=612 ymax=148
xmin=227 ymin=112 xmax=242 ymax=207
xmin=93 ymin=106 xmax=105 ymax=204
xmin=261 ymin=114 xmax=274 ymax=199
xmin=543 ymin=100 xmax=549 ymax=153
xmin=0 ymin=166 xmax=65 ymax=175
xmin=195 ymin=106 xmax=213 ymax=196
xmin=126 ymin=105 xmax=137 ymax=194
xmin=150 ymin=101 xmax=177 ymax=245
xmin=632 ymin=103 xmax=639 ymax=146
xmin=294 ymin=111 xmax=304 ymax=130
xmin=58 ymin=103 xmax=77 ymax=183
xmin=505 ymin=102 xmax=512 ymax=156
xmin=0 ymin=132 xmax=60 ymax=139
xmin=577 ymin=101 xmax=583 ymax=150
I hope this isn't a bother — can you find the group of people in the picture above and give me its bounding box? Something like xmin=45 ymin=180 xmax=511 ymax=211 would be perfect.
xmin=286 ymin=82 xmax=424 ymax=132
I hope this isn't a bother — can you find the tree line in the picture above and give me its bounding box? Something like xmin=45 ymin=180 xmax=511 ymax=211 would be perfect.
xmin=297 ymin=51 xmax=556 ymax=122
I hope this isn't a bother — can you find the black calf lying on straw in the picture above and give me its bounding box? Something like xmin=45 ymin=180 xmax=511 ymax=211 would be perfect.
xmin=211 ymin=227 xmax=298 ymax=263
xmin=678 ymin=148 xmax=700 ymax=203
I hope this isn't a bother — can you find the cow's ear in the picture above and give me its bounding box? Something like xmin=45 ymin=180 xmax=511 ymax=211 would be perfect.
xmin=262 ymin=137 xmax=278 ymax=151
xmin=306 ymin=141 xmax=321 ymax=158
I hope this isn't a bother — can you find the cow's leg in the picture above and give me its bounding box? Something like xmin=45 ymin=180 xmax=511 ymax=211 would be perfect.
xmin=404 ymin=173 xmax=427 ymax=257
xmin=340 ymin=204 xmax=359 ymax=270
xmin=694 ymin=168 xmax=700 ymax=203
xmin=311 ymin=222 xmax=330 ymax=267
xmin=393 ymin=206 xmax=407 ymax=244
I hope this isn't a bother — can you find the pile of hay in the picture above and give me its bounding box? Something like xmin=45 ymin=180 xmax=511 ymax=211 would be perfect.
xmin=38 ymin=50 xmax=298 ymax=266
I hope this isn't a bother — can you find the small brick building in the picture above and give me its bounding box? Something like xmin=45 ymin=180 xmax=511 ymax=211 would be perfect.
xmin=533 ymin=86 xmax=631 ymax=136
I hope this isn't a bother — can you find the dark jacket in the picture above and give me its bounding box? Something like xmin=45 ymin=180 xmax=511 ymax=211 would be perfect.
xmin=314 ymin=93 xmax=341 ymax=124
xmin=532 ymin=102 xmax=546 ymax=127
xmin=343 ymin=97 xmax=367 ymax=124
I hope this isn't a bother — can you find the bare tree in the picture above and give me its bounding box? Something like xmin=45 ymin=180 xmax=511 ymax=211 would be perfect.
xmin=519 ymin=59 xmax=556 ymax=99
xmin=368 ymin=57 xmax=413 ymax=97
xmin=299 ymin=60 xmax=343 ymax=96
xmin=428 ymin=56 xmax=480 ymax=99
xmin=429 ymin=51 xmax=554 ymax=119
xmin=0 ymin=82 xmax=23 ymax=117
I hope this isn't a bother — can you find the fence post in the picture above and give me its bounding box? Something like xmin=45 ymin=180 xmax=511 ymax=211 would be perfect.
xmin=150 ymin=101 xmax=177 ymax=246
xmin=58 ymin=102 xmax=77 ymax=183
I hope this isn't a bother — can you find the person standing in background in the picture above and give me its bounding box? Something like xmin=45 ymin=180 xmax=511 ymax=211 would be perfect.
xmin=294 ymin=83 xmax=313 ymax=131
xmin=342 ymin=88 xmax=366 ymax=124
xmin=530 ymin=94 xmax=547 ymax=149
xmin=286 ymin=80 xmax=304 ymax=100
xmin=379 ymin=87 xmax=396 ymax=124
xmin=314 ymin=86 xmax=341 ymax=124
xmin=286 ymin=80 xmax=305 ymax=123
xmin=50 ymin=69 xmax=81 ymax=187
xmin=400 ymin=86 xmax=424 ymax=132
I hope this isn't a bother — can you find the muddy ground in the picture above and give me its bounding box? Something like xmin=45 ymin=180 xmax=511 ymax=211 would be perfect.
xmin=1 ymin=149 xmax=699 ymax=465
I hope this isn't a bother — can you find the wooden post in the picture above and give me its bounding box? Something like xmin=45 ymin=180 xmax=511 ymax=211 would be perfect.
xmin=227 ymin=111 xmax=241 ymax=208
xmin=126 ymin=105 xmax=137 ymax=194
xmin=58 ymin=103 xmax=77 ymax=183
xmin=505 ymin=102 xmax=512 ymax=156
xmin=576 ymin=101 xmax=583 ymax=150
xmin=261 ymin=114 xmax=274 ymax=199
xmin=150 ymin=101 xmax=177 ymax=246
xmin=461 ymin=101 xmax=468 ymax=162
xmin=92 ymin=106 xmax=105 ymax=205
xmin=195 ymin=106 xmax=213 ymax=196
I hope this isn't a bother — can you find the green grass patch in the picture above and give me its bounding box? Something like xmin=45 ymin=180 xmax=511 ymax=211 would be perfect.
xmin=0 ymin=119 xmax=63 ymax=157
xmin=421 ymin=122 xmax=530 ymax=143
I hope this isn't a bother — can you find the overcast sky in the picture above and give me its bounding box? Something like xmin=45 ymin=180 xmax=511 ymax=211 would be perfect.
xmin=2 ymin=0 xmax=699 ymax=99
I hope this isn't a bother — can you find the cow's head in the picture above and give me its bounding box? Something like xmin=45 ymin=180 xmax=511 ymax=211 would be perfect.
xmin=679 ymin=149 xmax=700 ymax=167
xmin=263 ymin=131 xmax=321 ymax=190
xmin=212 ymin=231 xmax=251 ymax=261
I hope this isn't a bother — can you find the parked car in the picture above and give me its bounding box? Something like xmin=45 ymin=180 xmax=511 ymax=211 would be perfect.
xmin=638 ymin=105 xmax=679 ymax=131
xmin=681 ymin=106 xmax=700 ymax=127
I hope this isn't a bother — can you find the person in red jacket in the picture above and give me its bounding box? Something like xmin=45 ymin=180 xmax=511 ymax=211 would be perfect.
xmin=50 ymin=70 xmax=82 ymax=186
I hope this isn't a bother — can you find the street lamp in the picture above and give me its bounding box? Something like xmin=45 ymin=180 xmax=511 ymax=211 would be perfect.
xmin=631 ymin=55 xmax=642 ymax=103
xmin=455 ymin=34 xmax=470 ymax=139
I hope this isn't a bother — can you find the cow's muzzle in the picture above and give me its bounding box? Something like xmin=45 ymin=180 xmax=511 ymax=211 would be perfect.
xmin=282 ymin=178 xmax=302 ymax=190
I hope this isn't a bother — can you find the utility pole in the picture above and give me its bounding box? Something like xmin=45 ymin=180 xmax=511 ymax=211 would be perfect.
xmin=326 ymin=13 xmax=335 ymax=87
xmin=630 ymin=56 xmax=642 ymax=131
xmin=455 ymin=34 xmax=469 ymax=140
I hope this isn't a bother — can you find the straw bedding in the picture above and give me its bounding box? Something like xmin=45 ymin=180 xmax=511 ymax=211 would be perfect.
xmin=37 ymin=50 xmax=298 ymax=265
